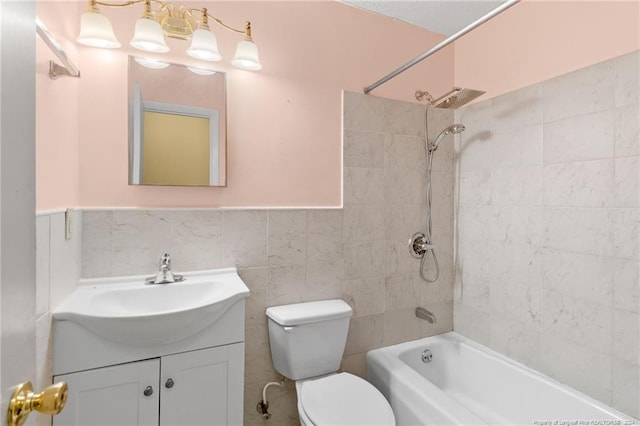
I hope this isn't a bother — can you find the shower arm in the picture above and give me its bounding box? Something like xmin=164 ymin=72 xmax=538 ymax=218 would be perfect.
xmin=363 ymin=0 xmax=520 ymax=95
xmin=431 ymin=88 xmax=459 ymax=106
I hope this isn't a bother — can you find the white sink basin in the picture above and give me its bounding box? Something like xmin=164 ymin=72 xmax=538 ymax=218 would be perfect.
xmin=52 ymin=268 xmax=249 ymax=346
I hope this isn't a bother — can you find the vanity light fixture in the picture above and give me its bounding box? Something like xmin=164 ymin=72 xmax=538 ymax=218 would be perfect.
xmin=76 ymin=0 xmax=262 ymax=71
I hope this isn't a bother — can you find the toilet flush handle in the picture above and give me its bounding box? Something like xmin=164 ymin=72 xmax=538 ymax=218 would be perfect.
xmin=283 ymin=326 xmax=295 ymax=332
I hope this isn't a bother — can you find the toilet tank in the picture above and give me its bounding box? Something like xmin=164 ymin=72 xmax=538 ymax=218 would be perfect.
xmin=266 ymin=299 xmax=353 ymax=380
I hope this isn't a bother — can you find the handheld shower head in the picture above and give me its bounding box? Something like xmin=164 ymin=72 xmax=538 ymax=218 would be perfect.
xmin=430 ymin=124 xmax=465 ymax=153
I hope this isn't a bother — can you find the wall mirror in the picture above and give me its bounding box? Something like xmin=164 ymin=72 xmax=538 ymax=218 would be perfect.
xmin=128 ymin=56 xmax=226 ymax=186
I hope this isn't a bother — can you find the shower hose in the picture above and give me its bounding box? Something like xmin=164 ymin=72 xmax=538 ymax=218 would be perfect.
xmin=420 ymin=146 xmax=440 ymax=283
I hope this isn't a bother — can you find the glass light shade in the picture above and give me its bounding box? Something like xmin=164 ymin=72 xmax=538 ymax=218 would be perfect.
xmin=187 ymin=66 xmax=218 ymax=76
xmin=231 ymin=40 xmax=262 ymax=71
xmin=130 ymin=18 xmax=169 ymax=53
xmin=186 ymin=28 xmax=222 ymax=61
xmin=76 ymin=11 xmax=121 ymax=48
xmin=134 ymin=57 xmax=170 ymax=70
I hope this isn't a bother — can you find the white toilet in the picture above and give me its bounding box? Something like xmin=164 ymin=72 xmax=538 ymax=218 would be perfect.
xmin=266 ymin=299 xmax=396 ymax=426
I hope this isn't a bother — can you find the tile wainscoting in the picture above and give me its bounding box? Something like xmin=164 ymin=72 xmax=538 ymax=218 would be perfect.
xmin=35 ymin=210 xmax=82 ymax=426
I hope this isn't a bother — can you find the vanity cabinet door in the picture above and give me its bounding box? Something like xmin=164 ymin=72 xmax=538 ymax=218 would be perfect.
xmin=53 ymin=359 xmax=160 ymax=426
xmin=160 ymin=343 xmax=244 ymax=426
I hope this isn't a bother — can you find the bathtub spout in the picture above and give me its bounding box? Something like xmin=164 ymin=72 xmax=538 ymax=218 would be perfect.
xmin=415 ymin=307 xmax=437 ymax=324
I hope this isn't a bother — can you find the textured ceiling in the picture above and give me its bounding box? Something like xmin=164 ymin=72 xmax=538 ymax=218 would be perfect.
xmin=343 ymin=1 xmax=508 ymax=36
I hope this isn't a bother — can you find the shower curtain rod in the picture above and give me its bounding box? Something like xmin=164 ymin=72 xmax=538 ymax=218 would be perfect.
xmin=364 ymin=0 xmax=520 ymax=94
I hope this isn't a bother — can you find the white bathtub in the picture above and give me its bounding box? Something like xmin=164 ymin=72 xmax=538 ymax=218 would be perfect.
xmin=367 ymin=332 xmax=636 ymax=426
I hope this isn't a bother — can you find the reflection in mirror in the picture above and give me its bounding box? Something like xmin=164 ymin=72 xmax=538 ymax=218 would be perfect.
xmin=128 ymin=56 xmax=226 ymax=187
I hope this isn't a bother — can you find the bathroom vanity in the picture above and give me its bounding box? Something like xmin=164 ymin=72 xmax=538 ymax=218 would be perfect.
xmin=51 ymin=268 xmax=249 ymax=426
xmin=54 ymin=344 xmax=243 ymax=426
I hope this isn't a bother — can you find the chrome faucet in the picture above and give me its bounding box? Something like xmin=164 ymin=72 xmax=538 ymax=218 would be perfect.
xmin=145 ymin=252 xmax=184 ymax=284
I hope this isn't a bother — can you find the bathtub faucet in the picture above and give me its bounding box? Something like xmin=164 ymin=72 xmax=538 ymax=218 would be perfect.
xmin=415 ymin=307 xmax=437 ymax=324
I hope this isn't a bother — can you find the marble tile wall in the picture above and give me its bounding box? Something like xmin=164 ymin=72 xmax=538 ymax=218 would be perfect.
xmin=454 ymin=50 xmax=639 ymax=418
xmin=78 ymin=91 xmax=455 ymax=425
xmin=35 ymin=210 xmax=82 ymax=426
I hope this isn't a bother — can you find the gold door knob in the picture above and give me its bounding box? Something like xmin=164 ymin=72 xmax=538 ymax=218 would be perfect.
xmin=30 ymin=381 xmax=68 ymax=415
xmin=7 ymin=381 xmax=68 ymax=426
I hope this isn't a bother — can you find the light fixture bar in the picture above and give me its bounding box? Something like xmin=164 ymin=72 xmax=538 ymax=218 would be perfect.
xmin=201 ymin=11 xmax=245 ymax=34
xmin=93 ymin=0 xmax=147 ymax=8
xmin=77 ymin=0 xmax=262 ymax=70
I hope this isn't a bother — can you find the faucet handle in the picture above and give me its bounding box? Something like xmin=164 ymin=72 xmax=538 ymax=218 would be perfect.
xmin=160 ymin=252 xmax=171 ymax=269
xmin=145 ymin=252 xmax=184 ymax=284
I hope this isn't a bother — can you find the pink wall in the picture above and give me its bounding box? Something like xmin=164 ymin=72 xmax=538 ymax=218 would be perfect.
xmin=37 ymin=2 xmax=83 ymax=210
xmin=37 ymin=1 xmax=453 ymax=210
xmin=454 ymin=0 xmax=640 ymax=100
xmin=35 ymin=0 xmax=640 ymax=210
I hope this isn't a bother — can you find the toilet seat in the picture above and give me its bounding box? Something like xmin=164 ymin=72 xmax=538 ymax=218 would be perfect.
xmin=297 ymin=372 xmax=395 ymax=426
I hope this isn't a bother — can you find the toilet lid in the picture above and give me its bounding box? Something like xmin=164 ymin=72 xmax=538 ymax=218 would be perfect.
xmin=299 ymin=373 xmax=395 ymax=426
